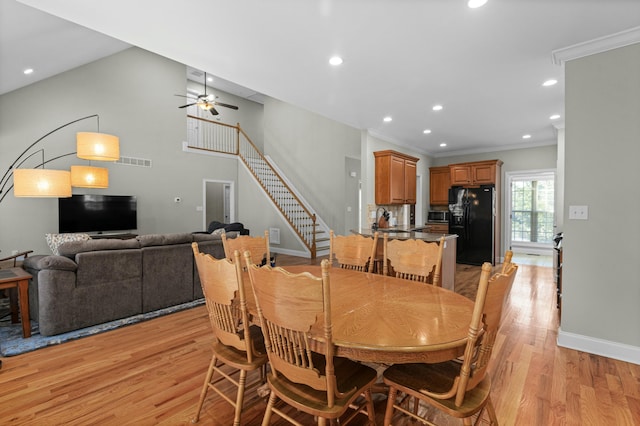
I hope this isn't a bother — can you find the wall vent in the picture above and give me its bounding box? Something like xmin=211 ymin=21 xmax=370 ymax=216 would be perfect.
xmin=116 ymin=156 xmax=152 ymax=168
xmin=269 ymin=227 xmax=281 ymax=245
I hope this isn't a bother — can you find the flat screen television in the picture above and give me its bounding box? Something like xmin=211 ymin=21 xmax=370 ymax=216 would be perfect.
xmin=58 ymin=194 xmax=137 ymax=234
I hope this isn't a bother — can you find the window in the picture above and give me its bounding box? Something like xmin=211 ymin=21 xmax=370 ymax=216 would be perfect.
xmin=511 ymin=178 xmax=554 ymax=244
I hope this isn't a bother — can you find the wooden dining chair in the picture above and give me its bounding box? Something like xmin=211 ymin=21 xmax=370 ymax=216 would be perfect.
xmin=191 ymin=243 xmax=268 ymax=426
xmin=245 ymin=255 xmax=377 ymax=426
xmin=382 ymin=254 xmax=518 ymax=426
xmin=329 ymin=230 xmax=379 ymax=273
xmin=222 ymin=230 xmax=270 ymax=268
xmin=502 ymin=250 xmax=513 ymax=273
xmin=382 ymin=234 xmax=445 ymax=285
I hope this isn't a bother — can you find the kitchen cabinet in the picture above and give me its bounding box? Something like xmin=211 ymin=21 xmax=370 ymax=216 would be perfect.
xmin=429 ymin=166 xmax=450 ymax=205
xmin=375 ymin=150 xmax=419 ymax=205
xmin=449 ymin=160 xmax=501 ymax=186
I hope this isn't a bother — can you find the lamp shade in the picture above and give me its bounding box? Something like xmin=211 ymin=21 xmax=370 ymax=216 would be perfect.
xmin=70 ymin=165 xmax=109 ymax=188
xmin=76 ymin=132 xmax=120 ymax=161
xmin=13 ymin=169 xmax=71 ymax=198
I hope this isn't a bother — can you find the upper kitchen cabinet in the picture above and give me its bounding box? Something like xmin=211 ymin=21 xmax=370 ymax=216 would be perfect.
xmin=429 ymin=166 xmax=450 ymax=206
xmin=449 ymin=160 xmax=503 ymax=186
xmin=375 ymin=150 xmax=419 ymax=205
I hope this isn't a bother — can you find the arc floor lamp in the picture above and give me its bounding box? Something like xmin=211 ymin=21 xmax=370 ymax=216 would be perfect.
xmin=0 ymin=115 xmax=120 ymax=204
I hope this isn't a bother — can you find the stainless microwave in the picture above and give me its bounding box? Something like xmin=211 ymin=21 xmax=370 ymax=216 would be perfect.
xmin=427 ymin=210 xmax=450 ymax=223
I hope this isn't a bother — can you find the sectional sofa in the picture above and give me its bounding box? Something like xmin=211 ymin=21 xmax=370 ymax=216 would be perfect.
xmin=22 ymin=232 xmax=231 ymax=336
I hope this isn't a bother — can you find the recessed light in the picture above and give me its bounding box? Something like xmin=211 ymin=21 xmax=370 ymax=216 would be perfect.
xmin=23 ymin=68 xmax=34 ymax=75
xmin=383 ymin=116 xmax=392 ymax=122
xmin=423 ymin=129 xmax=432 ymax=134
xmin=542 ymin=79 xmax=558 ymax=87
xmin=550 ymin=114 xmax=561 ymax=120
xmin=522 ymin=134 xmax=532 ymax=139
xmin=439 ymin=143 xmax=447 ymax=147
xmin=467 ymin=0 xmax=487 ymax=9
xmin=207 ymin=76 xmax=213 ymax=82
xmin=432 ymin=105 xmax=443 ymax=111
xmin=468 ymin=0 xmax=488 ymax=8
xmin=329 ymin=56 xmax=343 ymax=66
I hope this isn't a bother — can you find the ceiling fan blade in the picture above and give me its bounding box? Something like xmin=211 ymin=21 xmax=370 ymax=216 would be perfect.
xmin=174 ymin=94 xmax=199 ymax=100
xmin=213 ymin=101 xmax=239 ymax=110
xmin=210 ymin=107 xmax=219 ymax=116
xmin=178 ymin=103 xmax=197 ymax=108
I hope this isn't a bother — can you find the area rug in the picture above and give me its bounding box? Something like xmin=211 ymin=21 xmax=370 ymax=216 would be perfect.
xmin=0 ymin=299 xmax=205 ymax=357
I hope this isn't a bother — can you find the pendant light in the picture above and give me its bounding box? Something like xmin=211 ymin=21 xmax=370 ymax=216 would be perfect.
xmin=70 ymin=165 xmax=109 ymax=188
xmin=76 ymin=132 xmax=120 ymax=161
xmin=13 ymin=169 xmax=71 ymax=198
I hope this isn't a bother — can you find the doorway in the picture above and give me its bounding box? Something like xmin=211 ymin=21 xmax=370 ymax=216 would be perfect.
xmin=203 ymin=179 xmax=234 ymax=230
xmin=505 ymin=170 xmax=555 ymax=256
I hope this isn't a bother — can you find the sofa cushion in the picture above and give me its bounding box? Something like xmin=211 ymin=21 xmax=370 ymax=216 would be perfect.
xmin=192 ymin=233 xmax=223 ymax=242
xmin=137 ymin=233 xmax=193 ymax=247
xmin=45 ymin=233 xmax=91 ymax=255
xmin=58 ymin=238 xmax=141 ymax=257
xmin=23 ymin=254 xmax=78 ymax=272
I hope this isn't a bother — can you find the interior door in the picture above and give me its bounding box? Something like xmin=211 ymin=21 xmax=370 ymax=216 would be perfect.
xmin=203 ymin=179 xmax=234 ymax=230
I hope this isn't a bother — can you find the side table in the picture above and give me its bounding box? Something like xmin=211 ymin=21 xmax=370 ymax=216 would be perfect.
xmin=0 ymin=267 xmax=32 ymax=338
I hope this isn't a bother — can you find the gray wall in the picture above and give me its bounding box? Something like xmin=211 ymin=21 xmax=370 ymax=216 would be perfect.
xmin=0 ymin=48 xmax=261 ymax=255
xmin=262 ymin=97 xmax=361 ymax=235
xmin=560 ymin=42 xmax=640 ymax=359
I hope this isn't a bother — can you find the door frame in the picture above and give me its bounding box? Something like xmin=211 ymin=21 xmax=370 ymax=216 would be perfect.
xmin=505 ymin=169 xmax=555 ymax=256
xmin=202 ymin=179 xmax=235 ymax=230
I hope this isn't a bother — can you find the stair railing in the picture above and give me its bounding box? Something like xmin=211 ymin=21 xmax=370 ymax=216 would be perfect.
xmin=186 ymin=115 xmax=318 ymax=258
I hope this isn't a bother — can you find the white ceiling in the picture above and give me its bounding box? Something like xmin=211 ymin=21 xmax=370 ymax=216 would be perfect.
xmin=3 ymin=0 xmax=640 ymax=157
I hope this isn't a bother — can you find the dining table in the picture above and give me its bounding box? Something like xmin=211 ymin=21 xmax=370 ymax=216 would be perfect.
xmin=243 ymin=264 xmax=474 ymax=365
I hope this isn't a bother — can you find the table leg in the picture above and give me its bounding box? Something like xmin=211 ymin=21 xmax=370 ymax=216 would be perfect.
xmin=8 ymin=287 xmax=18 ymax=323
xmin=17 ymin=279 xmax=31 ymax=338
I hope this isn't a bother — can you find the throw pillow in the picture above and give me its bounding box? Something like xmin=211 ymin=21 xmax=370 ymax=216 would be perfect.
xmin=45 ymin=233 xmax=91 ymax=256
xmin=212 ymin=228 xmax=226 ymax=236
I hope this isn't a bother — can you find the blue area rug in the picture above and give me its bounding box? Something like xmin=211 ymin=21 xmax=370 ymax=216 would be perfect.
xmin=0 ymin=299 xmax=205 ymax=357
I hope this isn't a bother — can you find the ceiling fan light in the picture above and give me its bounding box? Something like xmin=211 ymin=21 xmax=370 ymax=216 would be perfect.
xmin=70 ymin=165 xmax=109 ymax=188
xmin=77 ymin=132 xmax=120 ymax=161
xmin=13 ymin=168 xmax=71 ymax=198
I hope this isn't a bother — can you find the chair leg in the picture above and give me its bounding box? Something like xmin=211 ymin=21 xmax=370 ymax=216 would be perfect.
xmin=233 ymin=369 xmax=247 ymax=426
xmin=485 ymin=396 xmax=498 ymax=425
xmin=192 ymin=355 xmax=217 ymax=423
xmin=364 ymin=388 xmax=376 ymax=425
xmin=261 ymin=390 xmax=277 ymax=426
xmin=383 ymin=386 xmax=398 ymax=426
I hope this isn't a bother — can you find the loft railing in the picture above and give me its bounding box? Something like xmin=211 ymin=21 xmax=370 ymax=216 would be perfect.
xmin=186 ymin=115 xmax=318 ymax=258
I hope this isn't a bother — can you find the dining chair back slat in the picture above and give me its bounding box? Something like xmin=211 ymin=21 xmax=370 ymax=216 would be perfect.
xmin=329 ymin=230 xmax=378 ymax=273
xmin=383 ymin=234 xmax=445 ymax=285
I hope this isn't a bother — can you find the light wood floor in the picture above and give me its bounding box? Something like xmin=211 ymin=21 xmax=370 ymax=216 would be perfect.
xmin=1 ymin=255 xmax=639 ymax=425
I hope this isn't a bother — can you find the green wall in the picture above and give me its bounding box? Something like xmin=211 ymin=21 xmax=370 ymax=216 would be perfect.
xmin=560 ymin=42 xmax=640 ymax=361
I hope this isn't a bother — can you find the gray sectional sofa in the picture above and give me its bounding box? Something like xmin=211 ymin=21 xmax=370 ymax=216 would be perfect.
xmin=22 ymin=232 xmax=230 ymax=336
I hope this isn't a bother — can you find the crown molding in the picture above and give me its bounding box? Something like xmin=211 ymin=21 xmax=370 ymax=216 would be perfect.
xmin=552 ymin=26 xmax=640 ymax=66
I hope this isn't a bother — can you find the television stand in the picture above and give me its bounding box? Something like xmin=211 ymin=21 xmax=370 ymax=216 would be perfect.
xmin=91 ymin=233 xmax=138 ymax=240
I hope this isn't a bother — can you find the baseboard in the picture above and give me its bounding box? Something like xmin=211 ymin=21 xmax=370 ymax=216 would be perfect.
xmin=270 ymin=247 xmax=311 ymax=258
xmin=557 ymin=327 xmax=640 ymax=365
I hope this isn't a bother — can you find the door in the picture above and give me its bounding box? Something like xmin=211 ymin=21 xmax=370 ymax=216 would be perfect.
xmin=506 ymin=171 xmax=555 ymax=256
xmin=203 ymin=179 xmax=234 ymax=231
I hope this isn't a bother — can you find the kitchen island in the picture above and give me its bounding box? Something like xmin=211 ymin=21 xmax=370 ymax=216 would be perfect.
xmin=351 ymin=228 xmax=458 ymax=291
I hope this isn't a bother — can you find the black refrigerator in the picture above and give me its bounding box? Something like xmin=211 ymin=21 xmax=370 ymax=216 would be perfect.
xmin=448 ymin=185 xmax=495 ymax=265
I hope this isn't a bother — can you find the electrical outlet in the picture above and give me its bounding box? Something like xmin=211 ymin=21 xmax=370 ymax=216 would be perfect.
xmin=569 ymin=205 xmax=588 ymax=220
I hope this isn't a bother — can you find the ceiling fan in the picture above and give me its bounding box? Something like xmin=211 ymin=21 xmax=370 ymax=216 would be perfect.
xmin=175 ymin=72 xmax=239 ymax=116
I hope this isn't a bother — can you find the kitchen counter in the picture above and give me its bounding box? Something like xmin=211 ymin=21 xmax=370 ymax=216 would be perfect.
xmin=351 ymin=228 xmax=458 ymax=291
xmin=352 ymin=227 xmax=456 ymax=240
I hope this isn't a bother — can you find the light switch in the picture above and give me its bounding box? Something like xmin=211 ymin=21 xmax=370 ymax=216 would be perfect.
xmin=569 ymin=205 xmax=588 ymax=220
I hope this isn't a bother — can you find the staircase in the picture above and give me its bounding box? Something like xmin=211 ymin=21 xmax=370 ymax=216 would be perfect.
xmin=185 ymin=115 xmax=330 ymax=258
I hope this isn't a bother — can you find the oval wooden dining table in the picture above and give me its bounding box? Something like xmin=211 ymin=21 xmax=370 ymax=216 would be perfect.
xmin=243 ymin=265 xmax=474 ymax=365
